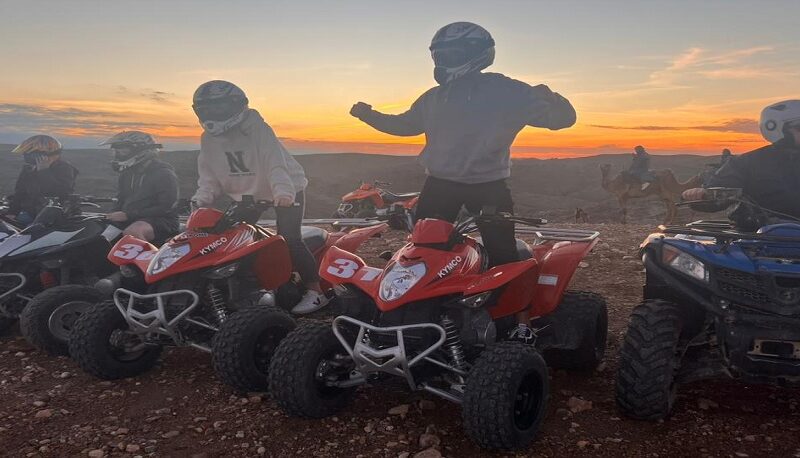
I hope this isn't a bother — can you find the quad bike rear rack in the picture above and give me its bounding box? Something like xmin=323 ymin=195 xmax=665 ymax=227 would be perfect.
xmin=0 ymin=272 xmax=27 ymax=315
xmin=113 ymin=288 xmax=207 ymax=350
xmin=515 ymin=226 xmax=600 ymax=243
xmin=332 ymin=316 xmax=465 ymax=402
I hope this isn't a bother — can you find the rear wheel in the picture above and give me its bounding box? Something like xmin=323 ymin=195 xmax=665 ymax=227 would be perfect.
xmin=212 ymin=306 xmax=296 ymax=392
xmin=542 ymin=291 xmax=608 ymax=371
xmin=20 ymin=285 xmax=103 ymax=356
xmin=615 ymin=299 xmax=684 ymax=420
xmin=269 ymin=323 xmax=357 ymax=418
xmin=462 ymin=342 xmax=549 ymax=450
xmin=69 ymin=301 xmax=162 ymax=380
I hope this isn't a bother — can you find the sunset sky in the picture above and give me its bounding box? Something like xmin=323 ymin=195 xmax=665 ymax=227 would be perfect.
xmin=1 ymin=0 xmax=798 ymax=156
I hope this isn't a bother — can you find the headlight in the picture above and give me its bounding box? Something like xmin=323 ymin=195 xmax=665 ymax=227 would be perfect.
xmin=147 ymin=244 xmax=191 ymax=276
xmin=205 ymin=262 xmax=240 ymax=279
xmin=662 ymin=245 xmax=708 ymax=283
xmin=379 ymin=262 xmax=426 ymax=301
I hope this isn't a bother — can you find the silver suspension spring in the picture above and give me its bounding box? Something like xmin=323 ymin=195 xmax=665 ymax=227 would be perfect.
xmin=206 ymin=284 xmax=227 ymax=324
xmin=440 ymin=315 xmax=467 ymax=371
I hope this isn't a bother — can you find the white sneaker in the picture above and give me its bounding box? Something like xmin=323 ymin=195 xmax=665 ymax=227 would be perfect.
xmin=291 ymin=290 xmax=331 ymax=315
xmin=641 ymin=183 xmax=651 ymax=191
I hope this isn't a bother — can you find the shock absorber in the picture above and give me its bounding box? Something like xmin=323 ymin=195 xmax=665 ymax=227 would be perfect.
xmin=206 ymin=284 xmax=227 ymax=324
xmin=440 ymin=315 xmax=467 ymax=371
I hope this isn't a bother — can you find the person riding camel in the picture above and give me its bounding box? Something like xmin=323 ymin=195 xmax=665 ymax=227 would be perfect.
xmin=683 ymin=100 xmax=800 ymax=229
xmin=100 ymin=131 xmax=180 ymax=243
xmin=628 ymin=145 xmax=655 ymax=190
xmin=349 ymin=21 xmax=576 ymax=343
xmin=9 ymin=135 xmax=78 ymax=225
xmin=190 ymin=80 xmax=328 ymax=314
xmin=720 ymin=148 xmax=733 ymax=167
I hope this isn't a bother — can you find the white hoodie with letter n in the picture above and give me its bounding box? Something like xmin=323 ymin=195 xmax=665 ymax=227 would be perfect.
xmin=192 ymin=109 xmax=308 ymax=206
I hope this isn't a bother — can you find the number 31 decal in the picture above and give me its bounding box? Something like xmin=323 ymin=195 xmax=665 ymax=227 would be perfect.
xmin=326 ymin=259 xmax=380 ymax=281
xmin=113 ymin=243 xmax=155 ymax=261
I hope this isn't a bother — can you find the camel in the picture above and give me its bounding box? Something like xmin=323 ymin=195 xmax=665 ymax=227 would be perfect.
xmin=600 ymin=164 xmax=703 ymax=224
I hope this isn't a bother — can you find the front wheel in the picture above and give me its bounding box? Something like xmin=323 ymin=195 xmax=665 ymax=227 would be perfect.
xmin=20 ymin=285 xmax=103 ymax=356
xmin=615 ymin=299 xmax=684 ymax=420
xmin=462 ymin=342 xmax=549 ymax=451
xmin=268 ymin=323 xmax=357 ymax=418
xmin=69 ymin=301 xmax=162 ymax=380
xmin=212 ymin=306 xmax=296 ymax=392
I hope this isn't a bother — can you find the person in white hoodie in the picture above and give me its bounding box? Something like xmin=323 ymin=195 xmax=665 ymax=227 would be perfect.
xmin=190 ymin=80 xmax=326 ymax=314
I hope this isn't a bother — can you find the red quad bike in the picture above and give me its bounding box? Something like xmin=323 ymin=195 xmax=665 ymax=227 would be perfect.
xmin=269 ymin=213 xmax=608 ymax=450
xmin=69 ymin=196 xmax=387 ymax=392
xmin=334 ymin=180 xmax=419 ymax=230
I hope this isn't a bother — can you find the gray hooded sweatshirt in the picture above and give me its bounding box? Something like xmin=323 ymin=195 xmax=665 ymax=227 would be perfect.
xmin=356 ymin=72 xmax=576 ymax=184
xmin=193 ymin=109 xmax=308 ymax=206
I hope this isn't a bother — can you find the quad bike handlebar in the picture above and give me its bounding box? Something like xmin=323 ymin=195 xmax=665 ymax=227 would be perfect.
xmin=212 ymin=195 xmax=300 ymax=233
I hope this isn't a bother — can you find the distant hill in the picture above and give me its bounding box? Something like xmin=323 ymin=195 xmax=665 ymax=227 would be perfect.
xmin=0 ymin=144 xmax=724 ymax=223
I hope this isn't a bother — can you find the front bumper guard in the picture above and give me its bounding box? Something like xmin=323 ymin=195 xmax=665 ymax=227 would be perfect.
xmin=113 ymin=288 xmax=200 ymax=346
xmin=0 ymin=272 xmax=27 ymax=316
xmin=332 ymin=316 xmax=450 ymax=394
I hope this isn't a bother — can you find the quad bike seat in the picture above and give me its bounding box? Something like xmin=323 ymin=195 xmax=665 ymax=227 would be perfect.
xmin=301 ymin=226 xmax=329 ymax=252
xmin=474 ymin=237 xmax=533 ymax=261
xmin=382 ymin=191 xmax=420 ymax=203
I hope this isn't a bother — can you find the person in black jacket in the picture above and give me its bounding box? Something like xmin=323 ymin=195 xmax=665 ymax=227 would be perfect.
xmin=10 ymin=135 xmax=78 ymax=224
xmin=684 ymin=100 xmax=800 ymax=228
xmin=100 ymin=131 xmax=180 ymax=242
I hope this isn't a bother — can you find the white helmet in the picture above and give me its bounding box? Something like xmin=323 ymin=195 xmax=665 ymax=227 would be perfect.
xmin=429 ymin=22 xmax=495 ymax=85
xmin=759 ymin=100 xmax=800 ymax=144
xmin=192 ymin=80 xmax=249 ymax=136
xmin=100 ymin=131 xmax=161 ymax=172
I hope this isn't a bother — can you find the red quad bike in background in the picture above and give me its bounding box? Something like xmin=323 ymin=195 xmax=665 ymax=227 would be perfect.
xmin=334 ymin=180 xmax=419 ymax=230
xmin=269 ymin=213 xmax=608 ymax=450
xmin=69 ymin=196 xmax=387 ymax=392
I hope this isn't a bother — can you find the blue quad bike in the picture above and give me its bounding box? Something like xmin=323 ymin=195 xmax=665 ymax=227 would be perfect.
xmin=0 ymin=195 xmax=122 ymax=354
xmin=616 ymin=188 xmax=800 ymax=420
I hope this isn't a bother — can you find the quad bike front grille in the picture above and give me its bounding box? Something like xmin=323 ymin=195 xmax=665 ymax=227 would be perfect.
xmin=718 ymin=282 xmax=770 ymax=305
xmin=714 ymin=268 xmax=800 ymax=314
xmin=717 ymin=268 xmax=763 ymax=287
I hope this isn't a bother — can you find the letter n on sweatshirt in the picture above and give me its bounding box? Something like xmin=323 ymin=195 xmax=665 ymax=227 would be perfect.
xmin=224 ymin=151 xmax=254 ymax=176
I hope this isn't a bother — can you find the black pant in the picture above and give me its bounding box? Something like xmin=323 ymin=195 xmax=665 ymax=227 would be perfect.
xmin=275 ymin=191 xmax=319 ymax=284
xmin=415 ymin=177 xmax=518 ymax=267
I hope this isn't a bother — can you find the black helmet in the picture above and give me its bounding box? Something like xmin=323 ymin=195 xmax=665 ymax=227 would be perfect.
xmin=634 ymin=145 xmax=646 ymax=154
xmin=192 ymin=80 xmax=249 ymax=136
xmin=429 ymin=22 xmax=495 ymax=85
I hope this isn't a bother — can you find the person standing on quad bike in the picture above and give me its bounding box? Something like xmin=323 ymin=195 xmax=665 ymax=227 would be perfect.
xmin=9 ymin=135 xmax=78 ymax=226
xmin=191 ymin=80 xmax=327 ymax=314
xmin=350 ymin=22 xmax=576 ymax=341
xmin=100 ymin=131 xmax=180 ymax=242
xmin=683 ymin=100 xmax=800 ymax=228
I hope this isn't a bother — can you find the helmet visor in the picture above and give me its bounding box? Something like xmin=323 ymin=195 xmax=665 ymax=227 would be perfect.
xmin=192 ymin=98 xmax=246 ymax=123
xmin=111 ymin=145 xmax=137 ymax=161
xmin=431 ymin=47 xmax=469 ymax=68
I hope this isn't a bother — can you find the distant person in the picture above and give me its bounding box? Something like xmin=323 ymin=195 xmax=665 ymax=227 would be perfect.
xmin=190 ymin=80 xmax=326 ymax=314
xmin=9 ymin=135 xmax=78 ymax=225
xmin=101 ymin=131 xmax=180 ymax=242
xmin=702 ymin=148 xmax=734 ymax=185
xmin=349 ymin=22 xmax=576 ymax=343
xmin=720 ymin=148 xmax=733 ymax=167
xmin=683 ymin=100 xmax=800 ymax=229
xmin=628 ymin=145 xmax=654 ymax=190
